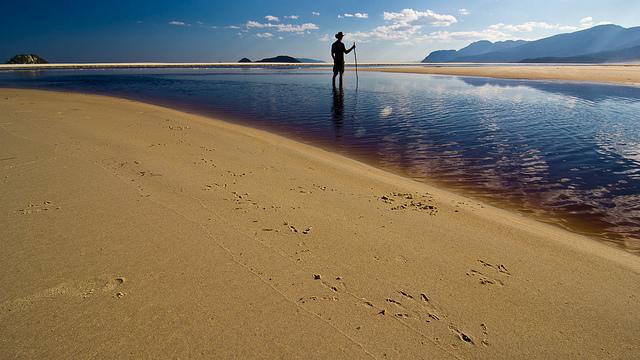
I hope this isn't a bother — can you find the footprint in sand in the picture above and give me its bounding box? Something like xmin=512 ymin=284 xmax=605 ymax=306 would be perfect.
xmin=0 ymin=276 xmax=128 ymax=315
xmin=16 ymin=201 xmax=60 ymax=214
xmin=102 ymin=277 xmax=126 ymax=291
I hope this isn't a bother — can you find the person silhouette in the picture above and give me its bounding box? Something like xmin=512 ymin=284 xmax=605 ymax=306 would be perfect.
xmin=331 ymin=32 xmax=355 ymax=88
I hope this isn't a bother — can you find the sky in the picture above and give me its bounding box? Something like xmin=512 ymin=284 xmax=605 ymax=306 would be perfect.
xmin=1 ymin=0 xmax=639 ymax=63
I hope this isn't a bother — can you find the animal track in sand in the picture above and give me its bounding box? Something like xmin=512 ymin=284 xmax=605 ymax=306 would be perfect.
xmin=16 ymin=201 xmax=60 ymax=214
xmin=466 ymin=270 xmax=505 ymax=286
xmin=194 ymin=157 xmax=217 ymax=168
xmin=101 ymin=159 xmax=162 ymax=181
xmin=137 ymin=171 xmax=162 ymax=177
xmin=203 ymin=182 xmax=227 ymax=191
xmin=199 ymin=145 xmax=216 ymax=152
xmin=317 ymin=276 xmax=347 ymax=294
xmin=372 ymin=289 xmax=445 ymax=325
xmin=167 ymin=125 xmax=190 ymax=131
xmin=477 ymin=259 xmax=511 ymax=276
xmin=290 ymin=186 xmax=312 ymax=194
xmin=467 ymin=259 xmax=511 ymax=286
xmin=480 ymin=323 xmax=490 ymax=347
xmin=224 ymin=191 xmax=260 ymax=209
xmin=379 ymin=192 xmax=438 ymax=215
xmin=225 ymin=170 xmax=251 ymax=178
xmin=297 ymin=296 xmax=338 ymax=304
xmin=449 ymin=325 xmax=475 ymax=345
xmin=283 ymin=221 xmax=312 ymax=235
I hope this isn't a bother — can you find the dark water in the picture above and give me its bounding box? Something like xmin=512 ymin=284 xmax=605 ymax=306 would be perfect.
xmin=2 ymin=68 xmax=639 ymax=251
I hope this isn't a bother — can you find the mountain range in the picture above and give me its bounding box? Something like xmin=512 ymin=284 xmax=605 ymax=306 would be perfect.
xmin=422 ymin=24 xmax=640 ymax=63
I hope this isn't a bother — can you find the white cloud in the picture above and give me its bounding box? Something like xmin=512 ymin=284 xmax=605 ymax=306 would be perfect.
xmin=169 ymin=20 xmax=190 ymax=26
xmin=256 ymin=32 xmax=273 ymax=38
xmin=265 ymin=15 xmax=279 ymax=22
xmin=333 ymin=8 xmax=592 ymax=48
xmin=226 ymin=25 xmax=241 ymax=29
xmin=319 ymin=34 xmax=330 ymax=42
xmin=345 ymin=8 xmax=456 ymax=43
xmin=312 ymin=11 xmax=320 ymax=16
xmin=284 ymin=15 xmax=299 ymax=20
xmin=580 ymin=16 xmax=593 ymax=24
xmin=246 ymin=20 xmax=319 ymax=34
xmin=578 ymin=17 xmax=612 ymax=29
xmin=340 ymin=12 xmax=368 ymax=19
xmin=489 ymin=22 xmax=577 ymax=32
xmin=383 ymin=8 xmax=458 ymax=27
xmin=426 ymin=29 xmax=512 ymax=42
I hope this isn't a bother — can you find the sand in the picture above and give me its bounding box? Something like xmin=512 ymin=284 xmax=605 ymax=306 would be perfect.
xmin=1 ymin=88 xmax=638 ymax=359
xmin=368 ymin=65 xmax=640 ymax=86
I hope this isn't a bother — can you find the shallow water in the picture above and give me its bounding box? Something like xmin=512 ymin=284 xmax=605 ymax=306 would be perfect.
xmin=1 ymin=68 xmax=639 ymax=251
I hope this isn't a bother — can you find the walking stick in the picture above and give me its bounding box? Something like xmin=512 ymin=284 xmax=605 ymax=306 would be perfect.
xmin=353 ymin=42 xmax=358 ymax=88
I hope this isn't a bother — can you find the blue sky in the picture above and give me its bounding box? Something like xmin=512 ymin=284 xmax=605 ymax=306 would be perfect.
xmin=2 ymin=0 xmax=639 ymax=62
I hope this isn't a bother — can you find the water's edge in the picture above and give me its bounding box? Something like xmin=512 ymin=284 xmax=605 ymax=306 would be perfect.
xmin=2 ymin=85 xmax=636 ymax=255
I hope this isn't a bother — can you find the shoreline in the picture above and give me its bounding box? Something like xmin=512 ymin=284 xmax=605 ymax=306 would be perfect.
xmin=367 ymin=65 xmax=640 ymax=86
xmin=1 ymin=88 xmax=638 ymax=358
xmin=2 ymin=63 xmax=640 ymax=87
xmin=4 ymin=86 xmax=633 ymax=253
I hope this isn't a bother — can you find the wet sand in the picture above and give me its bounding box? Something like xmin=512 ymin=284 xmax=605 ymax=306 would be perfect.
xmin=368 ymin=65 xmax=640 ymax=86
xmin=1 ymin=88 xmax=638 ymax=359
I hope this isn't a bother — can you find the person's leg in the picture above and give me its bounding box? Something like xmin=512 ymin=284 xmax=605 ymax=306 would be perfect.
xmin=333 ymin=71 xmax=337 ymax=87
xmin=339 ymin=70 xmax=344 ymax=88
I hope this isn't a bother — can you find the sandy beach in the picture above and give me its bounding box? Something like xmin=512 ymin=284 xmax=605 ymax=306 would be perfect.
xmin=1 ymin=88 xmax=639 ymax=359
xmin=368 ymin=65 xmax=640 ymax=86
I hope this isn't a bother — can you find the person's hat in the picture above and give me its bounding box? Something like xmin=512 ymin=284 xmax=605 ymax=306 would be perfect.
xmin=335 ymin=32 xmax=344 ymax=39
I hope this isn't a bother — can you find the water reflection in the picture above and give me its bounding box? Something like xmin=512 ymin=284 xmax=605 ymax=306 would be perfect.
xmin=1 ymin=69 xmax=639 ymax=251
xmin=331 ymin=86 xmax=344 ymax=138
xmin=460 ymin=77 xmax=640 ymax=103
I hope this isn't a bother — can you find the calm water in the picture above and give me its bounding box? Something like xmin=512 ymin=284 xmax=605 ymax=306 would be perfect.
xmin=2 ymin=68 xmax=639 ymax=251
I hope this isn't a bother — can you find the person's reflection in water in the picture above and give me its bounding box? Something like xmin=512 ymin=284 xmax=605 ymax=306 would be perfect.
xmin=331 ymin=86 xmax=344 ymax=138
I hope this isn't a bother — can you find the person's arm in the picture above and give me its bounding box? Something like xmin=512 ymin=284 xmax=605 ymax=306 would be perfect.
xmin=345 ymin=43 xmax=356 ymax=54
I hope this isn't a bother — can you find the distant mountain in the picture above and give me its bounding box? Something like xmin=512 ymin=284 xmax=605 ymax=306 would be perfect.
xmin=424 ymin=40 xmax=528 ymax=62
xmin=422 ymin=24 xmax=640 ymax=63
xmin=256 ymin=55 xmax=300 ymax=63
xmin=456 ymin=40 xmax=529 ymax=57
xmin=296 ymin=58 xmax=324 ymax=63
xmin=521 ymin=45 xmax=640 ymax=63
xmin=6 ymin=54 xmax=48 ymax=64
xmin=238 ymin=58 xmax=252 ymax=63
